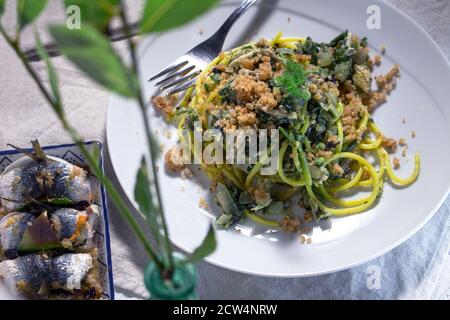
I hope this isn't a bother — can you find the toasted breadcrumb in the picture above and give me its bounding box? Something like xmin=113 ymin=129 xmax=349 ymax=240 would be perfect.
xmin=374 ymin=54 xmax=382 ymax=66
xmin=281 ymin=216 xmax=301 ymax=233
xmin=382 ymin=136 xmax=398 ymax=153
xmin=199 ymin=197 xmax=209 ymax=210
xmin=402 ymin=147 xmax=408 ymax=157
xmin=301 ymin=227 xmax=311 ymax=234
xmin=151 ymin=95 xmax=177 ymax=117
xmin=398 ymin=138 xmax=407 ymax=146
xmin=412 ymin=130 xmax=416 ymax=138
xmin=300 ymin=235 xmax=312 ymax=244
xmin=163 ymin=131 xmax=172 ymax=139
xmin=303 ymin=211 xmax=314 ymax=222
xmin=165 ymin=146 xmax=185 ymax=172
xmin=330 ymin=163 xmax=344 ymax=177
xmin=380 ymin=46 xmax=386 ymax=55
xmin=393 ymin=157 xmax=400 ymax=169
xmin=209 ymin=180 xmax=218 ymax=193
xmin=367 ymin=64 xmax=400 ymax=112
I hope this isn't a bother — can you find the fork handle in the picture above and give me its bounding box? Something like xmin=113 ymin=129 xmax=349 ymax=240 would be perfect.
xmin=210 ymin=0 xmax=257 ymax=50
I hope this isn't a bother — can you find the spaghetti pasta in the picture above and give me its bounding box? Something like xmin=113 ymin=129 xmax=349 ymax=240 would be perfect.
xmin=165 ymin=31 xmax=420 ymax=231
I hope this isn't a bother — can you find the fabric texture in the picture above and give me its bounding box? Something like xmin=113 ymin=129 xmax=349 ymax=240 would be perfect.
xmin=0 ymin=0 xmax=449 ymax=300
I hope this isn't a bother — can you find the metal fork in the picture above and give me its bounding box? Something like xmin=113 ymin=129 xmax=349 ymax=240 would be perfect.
xmin=148 ymin=0 xmax=257 ymax=95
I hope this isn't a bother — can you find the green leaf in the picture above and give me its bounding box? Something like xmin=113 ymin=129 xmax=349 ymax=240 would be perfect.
xmin=49 ymin=24 xmax=138 ymax=97
xmin=35 ymin=30 xmax=62 ymax=114
xmin=134 ymin=157 xmax=163 ymax=246
xmin=0 ymin=0 xmax=5 ymax=17
xmin=141 ymin=0 xmax=219 ymax=33
xmin=17 ymin=0 xmax=48 ymax=30
xmin=63 ymin=0 xmax=119 ymax=32
xmin=46 ymin=198 xmax=74 ymax=206
xmin=181 ymin=224 xmax=216 ymax=265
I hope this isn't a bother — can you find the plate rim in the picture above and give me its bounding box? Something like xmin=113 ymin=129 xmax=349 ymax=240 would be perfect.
xmin=106 ymin=0 xmax=450 ymax=277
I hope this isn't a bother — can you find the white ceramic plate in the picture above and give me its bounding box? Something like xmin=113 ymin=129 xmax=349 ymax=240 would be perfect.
xmin=107 ymin=0 xmax=450 ymax=277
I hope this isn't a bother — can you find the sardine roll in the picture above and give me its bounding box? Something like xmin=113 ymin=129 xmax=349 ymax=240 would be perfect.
xmin=51 ymin=253 xmax=93 ymax=291
xmin=0 ymin=140 xmax=99 ymax=214
xmin=50 ymin=205 xmax=99 ymax=250
xmin=0 ymin=212 xmax=36 ymax=259
xmin=45 ymin=161 xmax=97 ymax=205
xmin=0 ymin=254 xmax=50 ymax=296
xmin=0 ymin=166 xmax=41 ymax=212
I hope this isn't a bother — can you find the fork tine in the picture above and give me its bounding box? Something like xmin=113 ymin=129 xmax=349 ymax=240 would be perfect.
xmin=148 ymin=60 xmax=189 ymax=82
xmin=166 ymin=78 xmax=198 ymax=96
xmin=154 ymin=65 xmax=196 ymax=86
xmin=161 ymin=70 xmax=201 ymax=90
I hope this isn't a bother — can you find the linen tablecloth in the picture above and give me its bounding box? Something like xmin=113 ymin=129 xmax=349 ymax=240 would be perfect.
xmin=0 ymin=0 xmax=449 ymax=299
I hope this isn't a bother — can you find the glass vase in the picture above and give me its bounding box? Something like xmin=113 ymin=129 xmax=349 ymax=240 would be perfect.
xmin=144 ymin=252 xmax=198 ymax=300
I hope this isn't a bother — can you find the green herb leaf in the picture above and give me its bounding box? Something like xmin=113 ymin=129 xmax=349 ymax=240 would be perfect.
xmin=141 ymin=0 xmax=219 ymax=33
xmin=63 ymin=0 xmax=119 ymax=32
xmin=0 ymin=0 xmax=5 ymax=17
xmin=46 ymin=197 xmax=74 ymax=206
xmin=35 ymin=30 xmax=62 ymax=114
xmin=274 ymin=59 xmax=310 ymax=101
xmin=49 ymin=24 xmax=138 ymax=97
xmin=181 ymin=224 xmax=216 ymax=264
xmin=17 ymin=0 xmax=48 ymax=30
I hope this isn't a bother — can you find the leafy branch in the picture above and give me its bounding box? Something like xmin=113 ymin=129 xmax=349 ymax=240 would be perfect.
xmin=0 ymin=0 xmax=218 ymax=281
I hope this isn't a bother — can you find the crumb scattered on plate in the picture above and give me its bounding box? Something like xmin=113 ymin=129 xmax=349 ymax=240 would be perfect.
xmin=163 ymin=130 xmax=172 ymax=139
xmin=199 ymin=197 xmax=209 ymax=210
xmin=393 ymin=157 xmax=400 ymax=169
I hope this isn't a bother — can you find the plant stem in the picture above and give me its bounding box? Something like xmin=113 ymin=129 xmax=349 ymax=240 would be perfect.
xmin=0 ymin=22 xmax=165 ymax=271
xmin=119 ymin=1 xmax=175 ymax=277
